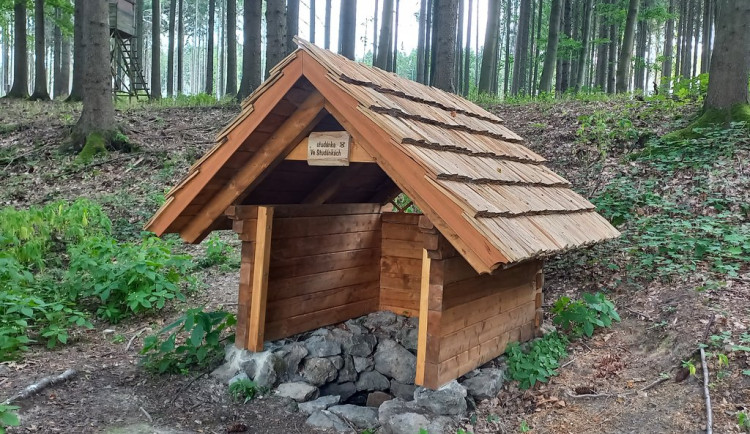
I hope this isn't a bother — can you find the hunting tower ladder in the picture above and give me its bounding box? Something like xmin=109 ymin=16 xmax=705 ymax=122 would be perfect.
xmin=110 ymin=0 xmax=150 ymax=100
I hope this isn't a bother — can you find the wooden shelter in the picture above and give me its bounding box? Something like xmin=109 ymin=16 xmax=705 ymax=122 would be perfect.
xmin=146 ymin=40 xmax=619 ymax=389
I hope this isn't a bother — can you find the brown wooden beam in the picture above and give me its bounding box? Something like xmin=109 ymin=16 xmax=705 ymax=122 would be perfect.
xmin=247 ymin=206 xmax=274 ymax=351
xmin=302 ymin=167 xmax=351 ymax=204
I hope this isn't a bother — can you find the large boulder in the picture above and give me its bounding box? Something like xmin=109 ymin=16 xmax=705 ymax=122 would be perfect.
xmin=337 ymin=355 xmax=357 ymax=383
xmin=320 ymin=382 xmax=357 ymax=402
xmin=276 ymin=382 xmax=319 ymax=402
xmin=389 ymin=380 xmax=416 ymax=401
xmin=352 ymin=356 xmax=374 ymax=373
xmin=241 ymin=351 xmax=285 ymax=389
xmin=374 ymin=339 xmax=416 ymax=384
xmin=302 ymin=357 xmax=338 ymax=386
xmin=460 ymin=368 xmax=505 ymax=400
xmin=363 ymin=311 xmax=397 ymax=330
xmin=328 ymin=404 xmax=380 ymax=430
xmin=396 ymin=327 xmax=418 ymax=351
xmin=210 ymin=344 xmax=256 ymax=383
xmin=304 ymin=334 xmax=342 ymax=357
xmin=274 ymin=342 xmax=308 ymax=381
xmin=355 ymin=371 xmax=390 ymax=392
xmin=305 ymin=410 xmax=352 ymax=433
xmin=378 ymin=399 xmax=454 ymax=434
xmin=413 ymin=380 xmax=467 ymax=416
xmin=299 ymin=395 xmax=340 ymax=415
xmin=366 ymin=391 xmax=393 ymax=408
xmin=342 ymin=334 xmax=377 ymax=357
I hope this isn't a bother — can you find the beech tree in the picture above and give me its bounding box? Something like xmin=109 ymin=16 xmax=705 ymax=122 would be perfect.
xmin=539 ymin=0 xmax=562 ymax=94
xmin=616 ymin=0 xmax=639 ymax=93
xmin=6 ymin=0 xmax=27 ymax=98
xmin=151 ymin=0 xmax=162 ymax=99
xmin=703 ymin=0 xmax=749 ymax=112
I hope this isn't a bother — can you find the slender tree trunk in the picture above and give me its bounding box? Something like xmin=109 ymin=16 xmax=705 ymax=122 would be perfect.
xmin=700 ymin=0 xmax=711 ymax=73
xmin=569 ymin=0 xmax=580 ymax=90
xmin=478 ymin=0 xmax=500 ymax=94
xmin=432 ymin=0 xmax=459 ymax=92
xmin=151 ymin=0 xmax=162 ymax=99
xmin=177 ymin=0 xmax=184 ymax=94
xmin=324 ymin=0 xmax=331 ymax=50
xmin=225 ymin=0 xmax=237 ymax=95
xmin=392 ymin=0 xmax=400 ymax=73
xmin=703 ymin=0 xmax=749 ymax=110
xmin=60 ymin=24 xmax=71 ymax=97
xmin=616 ymin=0 xmax=639 ymax=93
xmin=606 ymin=19 xmax=617 ymax=93
xmin=692 ymin=0 xmax=701 ymax=78
xmin=424 ymin=0 xmax=433 ymax=82
xmin=428 ymin=0 xmax=439 ymax=85
xmin=675 ymin=0 xmax=684 ymax=77
xmin=462 ymin=0 xmax=472 ymax=96
xmin=455 ymin=0 xmax=463 ymax=94
xmin=574 ymin=0 xmax=593 ymax=93
xmin=338 ymin=0 xmax=356 ymax=60
xmin=512 ymin=0 xmax=531 ymax=95
xmin=53 ymin=8 xmax=63 ymax=98
xmin=594 ymin=0 xmax=608 ymax=90
xmin=662 ymin=0 xmax=674 ymax=90
xmin=73 ymin=0 xmax=116 ymax=144
xmin=531 ymin=0 xmax=543 ymax=95
xmin=375 ymin=0 xmax=393 ymax=68
xmin=218 ymin=0 xmax=224 ymax=95
xmin=206 ymin=0 xmax=215 ymax=95
xmin=286 ymin=0 xmax=299 ymax=54
xmin=539 ymin=0 xmax=561 ymax=94
xmin=681 ymin=0 xmax=694 ymax=78
xmin=502 ymin=0 xmax=511 ymax=96
xmin=416 ymin=0 xmax=427 ymax=83
xmin=265 ymin=0 xmax=287 ymax=78
xmin=237 ymin=0 xmax=261 ymax=100
xmin=634 ymin=3 xmax=647 ymax=91
xmin=7 ymin=0 xmax=28 ymax=98
xmin=558 ymin=0 xmax=572 ymax=93
xmin=372 ymin=0 xmax=379 ymax=62
xmin=310 ymin=0 xmax=316 ymax=43
xmin=67 ymin=0 xmax=83 ymax=100
xmin=167 ymin=0 xmax=176 ymax=97
xmin=526 ymin=0 xmax=535 ymax=95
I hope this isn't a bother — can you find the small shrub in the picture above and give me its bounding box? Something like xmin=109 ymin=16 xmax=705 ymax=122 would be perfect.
xmin=506 ymin=332 xmax=569 ymax=389
xmin=197 ymin=235 xmax=239 ymax=269
xmin=0 ymin=405 xmax=20 ymax=433
xmin=739 ymin=411 xmax=750 ymax=432
xmin=228 ymin=378 xmax=263 ymax=403
xmin=140 ymin=308 xmax=236 ymax=374
xmin=551 ymin=292 xmax=621 ymax=338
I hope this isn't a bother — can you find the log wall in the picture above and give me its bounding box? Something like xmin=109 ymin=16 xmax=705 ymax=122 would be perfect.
xmin=379 ymin=213 xmax=423 ymax=317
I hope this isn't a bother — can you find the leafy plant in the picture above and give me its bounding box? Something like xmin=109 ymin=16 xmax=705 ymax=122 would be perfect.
xmin=682 ymin=360 xmax=697 ymax=377
xmin=738 ymin=411 xmax=750 ymax=432
xmin=506 ymin=332 xmax=569 ymax=389
xmin=197 ymin=235 xmax=239 ymax=270
xmin=519 ymin=420 xmax=531 ymax=432
xmin=229 ymin=378 xmax=263 ymax=403
xmin=551 ymin=293 xmax=621 ymax=338
xmin=0 ymin=405 xmax=20 ymax=433
xmin=140 ymin=308 xmax=236 ymax=374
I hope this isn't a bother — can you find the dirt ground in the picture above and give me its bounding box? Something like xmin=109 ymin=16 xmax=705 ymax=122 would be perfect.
xmin=1 ymin=97 xmax=748 ymax=433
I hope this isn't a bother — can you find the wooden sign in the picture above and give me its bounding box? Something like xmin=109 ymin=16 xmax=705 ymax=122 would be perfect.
xmin=307 ymin=131 xmax=351 ymax=166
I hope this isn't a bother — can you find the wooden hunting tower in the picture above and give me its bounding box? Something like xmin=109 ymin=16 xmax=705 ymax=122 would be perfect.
xmin=109 ymin=0 xmax=149 ymax=99
xmin=146 ymin=40 xmax=619 ymax=389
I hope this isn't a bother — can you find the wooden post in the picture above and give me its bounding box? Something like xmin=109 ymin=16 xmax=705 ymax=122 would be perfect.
xmin=235 ymin=241 xmax=255 ymax=349
xmin=416 ymin=248 xmax=431 ymax=385
xmin=247 ymin=206 xmax=274 ymax=351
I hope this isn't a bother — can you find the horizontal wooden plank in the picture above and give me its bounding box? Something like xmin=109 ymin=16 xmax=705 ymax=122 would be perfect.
xmin=266 ymin=281 xmax=379 ymax=322
xmin=380 ymin=256 xmax=423 ymax=276
xmin=271 ymin=214 xmax=381 ymax=239
xmin=269 ymin=248 xmax=380 ymax=279
xmin=381 ymin=222 xmax=423 ymax=242
xmin=440 ymin=282 xmax=535 ymax=336
xmin=265 ymin=297 xmax=378 ymax=341
xmin=442 ymin=260 xmax=539 ymax=310
xmin=381 ymin=212 xmax=423 ymax=224
xmin=272 ymin=230 xmax=381 ymax=258
xmin=268 ymin=265 xmax=380 ymax=301
xmin=381 ymin=239 xmax=423 ymax=259
xmin=379 ymin=272 xmax=421 ymax=292
xmin=380 ymin=304 xmax=419 ymax=318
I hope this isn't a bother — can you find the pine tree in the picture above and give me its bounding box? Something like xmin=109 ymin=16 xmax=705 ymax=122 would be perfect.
xmin=375 ymin=0 xmax=393 ymax=69
xmin=206 ymin=0 xmax=215 ymax=95
xmin=265 ymin=0 xmax=287 ymax=78
xmin=432 ymin=0 xmax=459 ymax=92
xmin=6 ymin=0 xmax=28 ymax=98
xmin=225 ymin=0 xmax=237 ymax=95
xmin=151 ymin=0 xmax=162 ymax=99
xmin=478 ymin=0 xmax=500 ymax=94
xmin=616 ymin=0 xmax=639 ymax=93
xmin=237 ymin=0 xmax=261 ymax=100
xmin=539 ymin=0 xmax=562 ymax=94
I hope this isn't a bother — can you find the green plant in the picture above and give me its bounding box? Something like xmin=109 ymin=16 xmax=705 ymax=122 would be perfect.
xmin=738 ymin=411 xmax=750 ymax=432
xmin=197 ymin=235 xmax=239 ymax=269
xmin=506 ymin=332 xmax=569 ymax=389
xmin=519 ymin=420 xmax=531 ymax=432
xmin=682 ymin=360 xmax=697 ymax=377
xmin=0 ymin=405 xmax=19 ymax=433
xmin=140 ymin=308 xmax=236 ymax=374
xmin=229 ymin=378 xmax=263 ymax=403
xmin=551 ymin=293 xmax=621 ymax=338
xmin=66 ymin=235 xmax=194 ymax=322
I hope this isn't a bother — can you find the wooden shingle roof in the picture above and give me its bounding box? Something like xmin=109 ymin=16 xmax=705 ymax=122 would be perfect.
xmin=146 ymin=40 xmax=619 ymax=273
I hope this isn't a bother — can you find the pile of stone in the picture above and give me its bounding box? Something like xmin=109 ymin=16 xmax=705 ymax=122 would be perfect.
xmin=212 ymin=310 xmax=505 ymax=433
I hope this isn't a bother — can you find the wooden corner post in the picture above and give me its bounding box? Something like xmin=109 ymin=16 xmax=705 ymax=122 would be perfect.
xmin=247 ymin=206 xmax=274 ymax=351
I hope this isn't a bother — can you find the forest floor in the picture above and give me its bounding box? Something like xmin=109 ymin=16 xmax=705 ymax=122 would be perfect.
xmin=1 ymin=94 xmax=749 ymax=434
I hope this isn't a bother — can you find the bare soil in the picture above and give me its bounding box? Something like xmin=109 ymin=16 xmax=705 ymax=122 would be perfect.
xmin=1 ymin=97 xmax=748 ymax=434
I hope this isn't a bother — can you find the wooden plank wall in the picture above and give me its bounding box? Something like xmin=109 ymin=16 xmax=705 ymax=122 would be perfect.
xmin=262 ymin=205 xmax=383 ymax=341
xmin=379 ymin=213 xmax=424 ymax=317
xmin=434 ymin=258 xmax=542 ymax=386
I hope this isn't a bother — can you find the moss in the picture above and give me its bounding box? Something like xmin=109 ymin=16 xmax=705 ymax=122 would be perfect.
xmin=663 ymin=103 xmax=750 ymax=141
xmin=76 ymin=132 xmax=108 ymax=163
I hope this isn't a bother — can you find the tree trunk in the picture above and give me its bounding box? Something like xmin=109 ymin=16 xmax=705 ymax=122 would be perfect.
xmin=151 ymin=0 xmax=162 ymax=99
xmin=286 ymin=0 xmax=299 ymax=54
xmin=177 ymin=0 xmax=184 ymax=94
xmin=7 ymin=0 xmax=28 ymax=98
xmin=375 ymin=0 xmax=394 ymax=69
xmin=424 ymin=0 xmax=433 ymax=82
xmin=478 ymin=0 xmax=500 ymax=94
xmin=392 ymin=0 xmax=400 ymax=73
xmin=60 ymin=24 xmax=71 ymax=98
xmin=511 ymin=0 xmax=531 ymax=96
xmin=691 ymin=0 xmax=701 ymax=78
xmin=218 ymin=0 xmax=224 ymax=95
xmin=372 ymin=0 xmax=379 ymax=62
xmin=616 ymin=0 xmax=638 ymax=93
xmin=662 ymin=0 xmax=674 ymax=90
xmin=338 ymin=0 xmax=356 ymax=60
xmin=167 ymin=0 xmax=176 ymax=97
xmin=53 ymin=8 xmax=63 ymax=99
xmin=700 ymin=0 xmax=711 ymax=73
xmin=681 ymin=0 xmax=694 ymax=78
xmin=502 ymin=0 xmax=511 ymax=96
xmin=531 ymin=0 xmax=543 ymax=94
xmin=633 ymin=2 xmax=647 ymax=91
xmin=558 ymin=0 xmax=572 ymax=93
xmin=606 ymin=20 xmax=617 ymax=93
xmin=225 ymin=0 xmax=237 ymax=95
xmin=428 ymin=0 xmax=439 ymax=85
xmin=462 ymin=0 xmax=472 ymax=96
xmin=265 ymin=0 xmax=287 ymax=78
xmin=310 ymin=0 xmax=316 ymax=43
xmin=237 ymin=0 xmax=261 ymax=100
xmin=324 ymin=0 xmax=331 ymax=50
xmin=574 ymin=0 xmax=593 ymax=92
xmin=703 ymin=0 xmax=749 ymax=110
xmin=454 ymin=0 xmax=463 ymax=93
xmin=416 ymin=0 xmax=427 ymax=83
xmin=432 ymin=0 xmax=459 ymax=92
xmin=594 ymin=0 xmax=608 ymax=91
xmin=539 ymin=0 xmax=562 ymax=94
xmin=73 ymin=0 xmax=117 ymax=145
xmin=206 ymin=0 xmax=215 ymax=95
xmin=526 ymin=0 xmax=536 ymax=95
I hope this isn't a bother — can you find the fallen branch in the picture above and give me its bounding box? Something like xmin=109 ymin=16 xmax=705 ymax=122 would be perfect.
xmin=565 ymin=391 xmax=614 ymax=399
xmin=125 ymin=327 xmax=149 ymax=352
xmin=624 ymin=307 xmax=656 ymax=323
xmin=2 ymin=369 xmax=77 ymax=405
xmin=139 ymin=406 xmax=153 ymax=423
xmin=560 ymin=357 xmax=577 ymax=369
xmin=701 ymin=348 xmax=713 ymax=434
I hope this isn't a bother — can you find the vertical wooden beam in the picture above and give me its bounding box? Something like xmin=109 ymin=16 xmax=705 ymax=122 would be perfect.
xmin=247 ymin=206 xmax=274 ymax=351
xmin=235 ymin=241 xmax=255 ymax=349
xmin=534 ymin=262 xmax=545 ymax=337
xmin=416 ymin=248 xmax=431 ymax=385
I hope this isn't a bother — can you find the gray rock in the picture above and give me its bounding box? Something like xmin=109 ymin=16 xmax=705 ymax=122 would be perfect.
xmin=337 ymin=355 xmax=357 ymax=383
xmin=342 ymin=333 xmax=377 ymax=357
xmin=276 ymin=382 xmax=319 ymax=402
xmin=461 ymin=368 xmax=504 ymax=400
xmin=353 ymin=356 xmax=374 ymax=373
xmin=274 ymin=342 xmax=308 ymax=381
xmin=320 ymin=382 xmax=357 ymax=402
xmin=378 ymin=398 xmax=454 ymax=434
xmin=277 ymin=396 xmax=299 ymax=413
xmin=302 ymin=357 xmax=338 ymax=386
xmin=306 ymin=410 xmax=352 ymax=433
xmin=396 ymin=327 xmax=419 ymax=351
xmin=210 ymin=344 xmax=256 ymax=383
xmin=389 ymin=380 xmax=416 ymax=401
xmin=242 ymin=351 xmax=284 ymax=389
xmin=374 ymin=339 xmax=417 ymax=384
xmin=413 ymin=380 xmax=467 ymax=415
xmin=366 ymin=391 xmax=393 ymax=408
xmin=363 ymin=311 xmax=397 ymax=330
xmin=228 ymin=372 xmax=249 ymax=386
xmin=304 ymin=334 xmax=342 ymax=357
xmin=299 ymin=395 xmax=341 ymax=415
xmin=329 ymin=404 xmax=380 ymax=430
xmin=329 ymin=355 xmax=344 ymax=370
xmin=356 ymin=371 xmax=390 ymax=392
xmin=345 ymin=319 xmax=366 ymax=335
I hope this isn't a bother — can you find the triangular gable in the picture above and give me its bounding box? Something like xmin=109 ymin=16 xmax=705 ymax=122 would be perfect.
xmin=146 ymin=40 xmax=619 ymax=274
